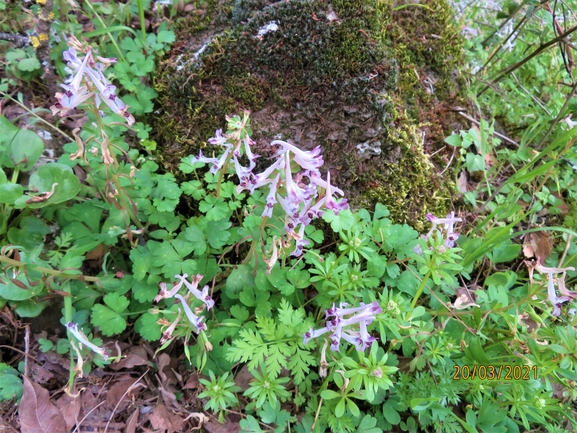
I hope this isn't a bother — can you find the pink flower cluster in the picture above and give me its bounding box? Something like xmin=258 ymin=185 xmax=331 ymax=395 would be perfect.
xmin=193 ymin=128 xmax=348 ymax=256
xmin=303 ymin=301 xmax=382 ymax=352
xmin=414 ymin=211 xmax=462 ymax=254
xmin=50 ymin=37 xmax=135 ymax=125
xmin=155 ymin=274 xmax=214 ymax=333
xmin=528 ymin=259 xmax=576 ymax=316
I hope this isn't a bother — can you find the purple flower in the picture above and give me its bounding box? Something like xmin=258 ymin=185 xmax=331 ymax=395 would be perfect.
xmin=304 ymin=301 xmax=382 ymax=352
xmin=530 ymin=259 xmax=576 ymax=316
xmin=174 ymin=274 xmax=215 ymax=310
xmin=192 ymin=128 xmax=349 ymax=257
xmin=156 ymin=274 xmax=214 ymax=310
xmin=174 ymin=294 xmax=207 ymax=333
xmin=414 ymin=211 xmax=462 ymax=254
xmin=51 ymin=40 xmax=135 ymax=125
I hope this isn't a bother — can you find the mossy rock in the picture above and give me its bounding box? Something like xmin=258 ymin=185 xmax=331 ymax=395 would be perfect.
xmin=152 ymin=0 xmax=466 ymax=226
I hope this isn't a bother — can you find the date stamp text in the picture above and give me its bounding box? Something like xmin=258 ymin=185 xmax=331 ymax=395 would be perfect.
xmin=453 ymin=365 xmax=537 ymax=381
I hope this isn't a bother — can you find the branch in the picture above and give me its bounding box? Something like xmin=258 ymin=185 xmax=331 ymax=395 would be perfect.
xmin=0 ymin=32 xmax=30 ymax=47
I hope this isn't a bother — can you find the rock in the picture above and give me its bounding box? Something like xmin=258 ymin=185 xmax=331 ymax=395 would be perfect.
xmin=152 ymin=0 xmax=465 ymax=225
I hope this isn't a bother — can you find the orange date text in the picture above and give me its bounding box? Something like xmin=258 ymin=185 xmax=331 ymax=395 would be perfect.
xmin=452 ymin=365 xmax=537 ymax=381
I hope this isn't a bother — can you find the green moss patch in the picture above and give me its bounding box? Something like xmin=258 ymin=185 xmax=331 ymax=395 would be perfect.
xmin=152 ymin=0 xmax=466 ymax=225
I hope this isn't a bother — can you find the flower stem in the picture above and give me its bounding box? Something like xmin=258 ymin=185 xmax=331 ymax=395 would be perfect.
xmin=0 ymin=255 xmax=100 ymax=282
xmin=411 ymin=270 xmax=432 ymax=308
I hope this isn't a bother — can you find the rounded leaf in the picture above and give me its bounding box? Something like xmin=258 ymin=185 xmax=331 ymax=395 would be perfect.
xmin=14 ymin=163 xmax=80 ymax=209
xmin=4 ymin=129 xmax=44 ymax=171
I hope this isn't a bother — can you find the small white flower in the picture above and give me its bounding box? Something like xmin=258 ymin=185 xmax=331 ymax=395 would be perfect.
xmin=66 ymin=322 xmax=108 ymax=360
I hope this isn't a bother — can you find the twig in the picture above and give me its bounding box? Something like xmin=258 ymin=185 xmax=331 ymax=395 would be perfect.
xmin=24 ymin=325 xmax=30 ymax=378
xmin=72 ymin=401 xmax=106 ymax=433
xmin=0 ymin=32 xmax=30 ymax=47
xmin=0 ymin=254 xmax=100 ymax=282
xmin=452 ymin=107 xmax=520 ymax=147
xmin=478 ymin=23 xmax=577 ymax=96
xmin=558 ymin=234 xmax=573 ymax=268
xmin=35 ymin=0 xmax=59 ymax=97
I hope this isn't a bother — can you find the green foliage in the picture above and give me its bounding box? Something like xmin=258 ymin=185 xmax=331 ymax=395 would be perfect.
xmin=198 ymin=370 xmax=240 ymax=422
xmin=0 ymin=363 xmax=23 ymax=401
xmin=2 ymin=0 xmax=577 ymax=429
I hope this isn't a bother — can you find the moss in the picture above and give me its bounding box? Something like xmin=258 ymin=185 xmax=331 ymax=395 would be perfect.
xmin=151 ymin=0 xmax=466 ymax=226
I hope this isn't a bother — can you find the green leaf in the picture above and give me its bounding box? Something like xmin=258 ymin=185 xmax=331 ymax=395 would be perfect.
xmin=465 ymin=153 xmax=485 ymax=172
xmin=38 ymin=338 xmax=54 ymax=352
xmin=91 ymin=293 xmax=129 ymax=336
xmin=206 ymin=219 xmax=232 ymax=249
xmin=0 ymin=183 xmax=23 ymax=204
xmin=14 ymin=163 xmax=80 ymax=208
xmin=230 ymin=305 xmax=249 ymax=321
xmin=383 ymin=400 xmax=401 ymax=424
xmin=132 ymin=279 xmax=159 ymax=303
xmin=135 ymin=312 xmax=162 ymax=341
xmin=1 ymin=126 xmax=44 ymax=171
xmin=184 ymin=222 xmax=207 ymax=255
xmin=356 ymin=414 xmax=382 ymax=433
xmin=199 ymin=196 xmax=229 ymax=221
xmin=0 ymin=364 xmax=23 ymax=401
xmin=7 ymin=216 xmax=50 ymax=251
xmin=130 ymin=245 xmax=152 ymax=281
xmin=0 ymin=274 xmax=44 ymax=301
xmin=444 ymin=133 xmax=462 ymax=147
xmin=13 ymin=299 xmax=47 ymax=318
xmin=320 ymin=389 xmax=341 ymax=400
xmin=487 ymin=241 xmax=521 ymax=264
xmin=181 ymin=180 xmax=205 ymax=200
xmin=239 ymin=286 xmax=256 ymax=307
xmin=240 ymin=415 xmax=264 ymax=433
xmin=18 ymin=57 xmax=41 ymax=72
xmin=157 ymin=30 xmax=176 ymax=44
xmin=226 ymin=265 xmax=255 ymax=299
xmin=374 ymin=203 xmax=389 ymax=219
xmin=335 ymin=398 xmax=346 ymax=418
xmin=323 ymin=209 xmax=356 ymax=232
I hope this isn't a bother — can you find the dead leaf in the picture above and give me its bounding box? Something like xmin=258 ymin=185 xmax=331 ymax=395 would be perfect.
xmin=234 ymin=364 xmax=253 ymax=392
xmin=86 ymin=244 xmax=108 ymax=261
xmin=19 ymin=377 xmax=67 ymax=433
xmin=523 ymin=231 xmax=553 ymax=261
xmin=183 ymin=373 xmax=200 ymax=390
xmin=124 ymin=409 xmax=139 ymax=433
xmin=484 ymin=151 xmax=495 ymax=167
xmin=158 ymin=384 xmax=183 ymax=412
xmin=452 ymin=288 xmax=478 ymax=310
xmin=56 ymin=393 xmax=81 ymax=433
xmin=110 ymin=346 xmax=148 ymax=370
xmin=203 ymin=419 xmax=241 ymax=433
xmin=105 ymin=376 xmax=140 ymax=412
xmin=149 ymin=404 xmax=183 ymax=433
xmin=457 ymin=170 xmax=469 ymax=193
xmin=156 ymin=353 xmax=177 ymax=387
xmin=453 ymin=293 xmax=479 ymax=310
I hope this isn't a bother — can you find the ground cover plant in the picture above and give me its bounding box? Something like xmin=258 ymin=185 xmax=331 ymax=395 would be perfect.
xmin=0 ymin=0 xmax=576 ymax=432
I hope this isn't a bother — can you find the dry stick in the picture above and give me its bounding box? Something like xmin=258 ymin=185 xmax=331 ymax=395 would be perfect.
xmin=35 ymin=0 xmax=59 ymax=97
xmin=452 ymin=108 xmax=520 ymax=147
xmin=24 ymin=325 xmax=30 ymax=379
xmin=558 ymin=234 xmax=573 ymax=268
xmin=477 ymin=9 xmax=531 ymax=76
xmin=473 ymin=82 xmax=577 ymax=216
xmin=0 ymin=32 xmax=30 ymax=47
xmin=478 ymin=23 xmax=577 ymax=97
xmin=72 ymin=401 xmax=106 ymax=433
xmin=103 ymin=370 xmax=149 ymax=433
xmin=534 ymin=81 xmax=577 ymax=150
